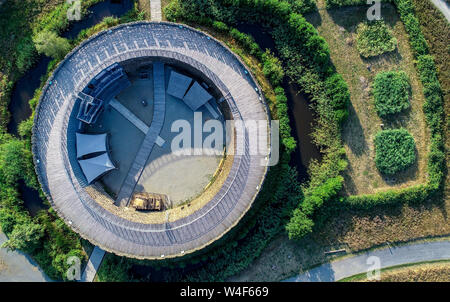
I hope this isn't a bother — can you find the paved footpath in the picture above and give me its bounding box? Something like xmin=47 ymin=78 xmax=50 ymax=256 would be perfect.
xmin=430 ymin=0 xmax=450 ymax=22
xmin=80 ymin=246 xmax=105 ymax=282
xmin=150 ymin=0 xmax=162 ymax=21
xmin=0 ymin=232 xmax=50 ymax=282
xmin=284 ymin=240 xmax=450 ymax=282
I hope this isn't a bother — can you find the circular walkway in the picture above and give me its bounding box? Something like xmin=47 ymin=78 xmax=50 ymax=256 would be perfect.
xmin=32 ymin=22 xmax=270 ymax=259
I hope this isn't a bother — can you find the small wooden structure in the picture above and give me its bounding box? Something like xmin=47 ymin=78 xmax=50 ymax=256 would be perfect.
xmin=130 ymin=192 xmax=168 ymax=211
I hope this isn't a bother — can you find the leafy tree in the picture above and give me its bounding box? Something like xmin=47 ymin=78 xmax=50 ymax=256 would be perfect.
xmin=286 ymin=209 xmax=313 ymax=239
xmin=0 ymin=137 xmax=37 ymax=188
xmin=262 ymin=50 xmax=284 ymax=86
xmin=33 ymin=30 xmax=71 ymax=60
xmin=1 ymin=221 xmax=44 ymax=254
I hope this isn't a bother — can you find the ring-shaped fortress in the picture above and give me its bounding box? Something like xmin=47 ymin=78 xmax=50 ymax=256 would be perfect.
xmin=32 ymin=22 xmax=270 ymax=259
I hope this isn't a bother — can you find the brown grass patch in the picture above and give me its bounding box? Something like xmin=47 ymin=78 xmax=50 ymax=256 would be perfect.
xmin=137 ymin=0 xmax=151 ymax=20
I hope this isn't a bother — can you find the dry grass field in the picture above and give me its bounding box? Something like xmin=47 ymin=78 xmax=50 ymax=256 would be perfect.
xmin=306 ymin=1 xmax=428 ymax=195
xmin=137 ymin=0 xmax=151 ymax=19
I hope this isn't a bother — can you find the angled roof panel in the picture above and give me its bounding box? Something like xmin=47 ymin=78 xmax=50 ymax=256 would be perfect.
xmin=78 ymin=153 xmax=116 ymax=184
xmin=76 ymin=133 xmax=108 ymax=158
xmin=166 ymin=71 xmax=192 ymax=99
xmin=182 ymin=81 xmax=213 ymax=111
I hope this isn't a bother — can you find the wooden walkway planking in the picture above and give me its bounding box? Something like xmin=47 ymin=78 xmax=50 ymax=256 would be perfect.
xmin=115 ymin=61 xmax=166 ymax=207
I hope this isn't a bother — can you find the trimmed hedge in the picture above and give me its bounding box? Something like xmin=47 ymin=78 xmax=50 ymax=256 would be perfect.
xmin=356 ymin=21 xmax=397 ymax=58
xmin=374 ymin=129 xmax=416 ymax=175
xmin=373 ymin=70 xmax=411 ymax=117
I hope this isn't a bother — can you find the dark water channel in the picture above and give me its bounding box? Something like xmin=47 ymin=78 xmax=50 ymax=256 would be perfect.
xmin=236 ymin=23 xmax=321 ymax=181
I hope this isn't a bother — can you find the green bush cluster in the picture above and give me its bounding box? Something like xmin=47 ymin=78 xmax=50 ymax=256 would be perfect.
xmin=0 ymin=75 xmax=12 ymax=130
xmin=374 ymin=129 xmax=416 ymax=175
xmin=324 ymin=73 xmax=351 ymax=124
xmin=325 ymin=0 xmax=369 ymax=8
xmin=355 ymin=21 xmax=397 ymax=58
xmin=285 ymin=0 xmax=318 ymax=14
xmin=33 ymin=30 xmax=72 ymax=60
xmin=346 ymin=0 xmax=445 ymax=207
xmin=15 ymin=37 xmax=37 ymax=73
xmin=373 ymin=70 xmax=411 ymax=117
xmin=0 ymin=132 xmax=86 ymax=280
xmin=168 ymin=17 xmax=297 ymax=155
xmin=325 ymin=0 xmax=390 ymax=8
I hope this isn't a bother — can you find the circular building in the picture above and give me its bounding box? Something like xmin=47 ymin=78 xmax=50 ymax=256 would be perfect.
xmin=32 ymin=22 xmax=270 ymax=259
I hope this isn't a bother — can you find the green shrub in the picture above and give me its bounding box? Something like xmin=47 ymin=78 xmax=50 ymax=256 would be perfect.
xmin=373 ymin=70 xmax=411 ymax=117
xmin=393 ymin=0 xmax=429 ymax=56
xmin=356 ymin=21 xmax=397 ymax=58
xmin=1 ymin=221 xmax=45 ymax=254
xmin=212 ymin=21 xmax=229 ymax=33
xmin=262 ymin=50 xmax=284 ymax=86
xmin=325 ymin=0 xmax=367 ymax=8
xmin=285 ymin=0 xmax=317 ymax=14
xmin=15 ymin=36 xmax=37 ymax=73
xmin=0 ymin=75 xmax=12 ymax=129
xmin=374 ymin=129 xmax=416 ymax=175
xmin=324 ymin=73 xmax=350 ymax=123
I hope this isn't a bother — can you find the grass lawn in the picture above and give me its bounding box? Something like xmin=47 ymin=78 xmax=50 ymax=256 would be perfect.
xmin=341 ymin=260 xmax=450 ymax=282
xmin=305 ymin=1 xmax=428 ymax=195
